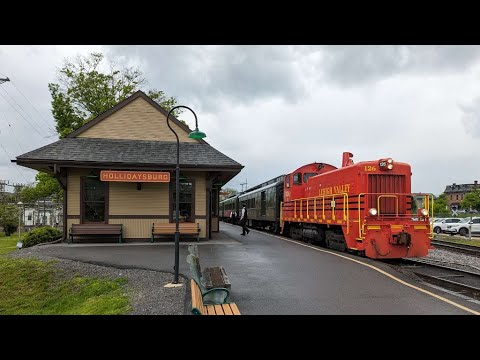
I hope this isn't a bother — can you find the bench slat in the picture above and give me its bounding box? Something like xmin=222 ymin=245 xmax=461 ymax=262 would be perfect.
xmin=229 ymin=303 xmax=241 ymax=315
xmin=222 ymin=304 xmax=233 ymax=315
xmin=214 ymin=304 xmax=224 ymax=315
xmin=190 ymin=279 xmax=239 ymax=315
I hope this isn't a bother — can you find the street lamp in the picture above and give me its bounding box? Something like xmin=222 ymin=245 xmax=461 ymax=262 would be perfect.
xmin=166 ymin=106 xmax=206 ymax=284
xmin=17 ymin=201 xmax=23 ymax=249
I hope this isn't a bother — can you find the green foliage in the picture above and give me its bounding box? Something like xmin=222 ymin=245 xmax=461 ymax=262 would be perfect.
xmin=49 ymin=52 xmax=180 ymax=138
xmin=0 ymin=204 xmax=19 ymax=236
xmin=22 ymin=226 xmax=62 ymax=248
xmin=461 ymin=189 xmax=480 ymax=211
xmin=0 ymin=257 xmax=130 ymax=315
xmin=433 ymin=193 xmax=450 ymax=216
xmin=20 ymin=172 xmax=63 ymax=203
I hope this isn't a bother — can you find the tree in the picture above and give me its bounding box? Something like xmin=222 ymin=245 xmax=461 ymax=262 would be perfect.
xmin=462 ymin=189 xmax=480 ymax=211
xmin=0 ymin=204 xmax=19 ymax=236
xmin=432 ymin=193 xmax=450 ymax=216
xmin=36 ymin=52 xmax=182 ymax=203
xmin=220 ymin=187 xmax=238 ymax=201
xmin=49 ymin=52 xmax=180 ymax=138
xmin=20 ymin=173 xmax=63 ymax=203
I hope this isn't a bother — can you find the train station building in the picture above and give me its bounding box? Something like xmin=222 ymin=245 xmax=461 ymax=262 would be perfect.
xmin=14 ymin=91 xmax=243 ymax=242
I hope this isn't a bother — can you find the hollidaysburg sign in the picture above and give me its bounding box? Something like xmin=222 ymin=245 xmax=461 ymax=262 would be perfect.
xmin=100 ymin=170 xmax=170 ymax=183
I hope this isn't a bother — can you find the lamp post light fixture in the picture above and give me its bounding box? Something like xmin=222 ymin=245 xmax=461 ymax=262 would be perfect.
xmin=165 ymin=106 xmax=206 ymax=285
xmin=17 ymin=201 xmax=23 ymax=249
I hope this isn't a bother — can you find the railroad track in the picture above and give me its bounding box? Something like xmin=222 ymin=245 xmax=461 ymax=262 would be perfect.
xmin=430 ymin=239 xmax=480 ymax=257
xmin=392 ymin=258 xmax=480 ymax=300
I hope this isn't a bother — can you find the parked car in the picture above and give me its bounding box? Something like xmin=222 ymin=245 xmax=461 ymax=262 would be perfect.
xmin=443 ymin=218 xmax=471 ymax=235
xmin=432 ymin=217 xmax=464 ymax=234
xmin=447 ymin=217 xmax=480 ymax=236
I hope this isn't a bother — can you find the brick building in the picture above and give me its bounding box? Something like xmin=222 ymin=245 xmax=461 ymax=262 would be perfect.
xmin=444 ymin=180 xmax=479 ymax=210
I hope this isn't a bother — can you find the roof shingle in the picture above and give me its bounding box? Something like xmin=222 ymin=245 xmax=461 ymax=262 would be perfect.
xmin=17 ymin=138 xmax=242 ymax=168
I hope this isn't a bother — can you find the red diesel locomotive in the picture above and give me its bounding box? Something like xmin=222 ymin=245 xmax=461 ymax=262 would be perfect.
xmin=281 ymin=152 xmax=432 ymax=259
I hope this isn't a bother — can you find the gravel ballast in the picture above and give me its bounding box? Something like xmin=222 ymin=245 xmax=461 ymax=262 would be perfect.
xmin=8 ymin=247 xmax=188 ymax=315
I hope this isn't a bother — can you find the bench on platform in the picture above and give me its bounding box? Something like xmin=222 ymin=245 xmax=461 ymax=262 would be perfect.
xmin=191 ymin=279 xmax=240 ymax=315
xmin=187 ymin=244 xmax=231 ymax=289
xmin=186 ymin=253 xmax=231 ymax=304
xmin=69 ymin=224 xmax=123 ymax=243
xmin=151 ymin=222 xmax=200 ymax=242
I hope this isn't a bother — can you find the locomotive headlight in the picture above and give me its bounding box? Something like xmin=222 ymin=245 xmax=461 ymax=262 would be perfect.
xmin=420 ymin=208 xmax=429 ymax=216
xmin=379 ymin=158 xmax=394 ymax=171
xmin=369 ymin=208 xmax=378 ymax=216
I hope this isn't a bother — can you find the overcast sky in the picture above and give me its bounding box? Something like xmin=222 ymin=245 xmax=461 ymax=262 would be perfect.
xmin=1 ymin=45 xmax=479 ymax=195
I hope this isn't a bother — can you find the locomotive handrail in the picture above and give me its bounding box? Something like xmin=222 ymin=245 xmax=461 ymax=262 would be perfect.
xmin=357 ymin=192 xmax=434 ymax=239
xmin=286 ymin=192 xmax=350 ymax=234
xmin=377 ymin=195 xmax=399 ymax=216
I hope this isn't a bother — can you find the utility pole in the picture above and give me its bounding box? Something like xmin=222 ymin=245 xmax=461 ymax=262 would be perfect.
xmin=0 ymin=77 xmax=10 ymax=85
xmin=240 ymin=179 xmax=248 ymax=192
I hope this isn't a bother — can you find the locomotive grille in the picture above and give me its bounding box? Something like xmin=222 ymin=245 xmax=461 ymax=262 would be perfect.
xmin=368 ymin=174 xmax=406 ymax=215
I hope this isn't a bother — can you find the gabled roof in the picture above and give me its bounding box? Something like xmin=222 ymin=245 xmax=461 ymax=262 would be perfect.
xmin=16 ymin=138 xmax=242 ymax=169
xmin=66 ymin=90 xmax=207 ymax=144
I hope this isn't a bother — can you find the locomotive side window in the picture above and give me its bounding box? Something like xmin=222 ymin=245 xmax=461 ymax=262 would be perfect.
xmin=293 ymin=172 xmax=302 ymax=185
xmin=303 ymin=172 xmax=317 ymax=183
xmin=286 ymin=175 xmax=290 ymax=188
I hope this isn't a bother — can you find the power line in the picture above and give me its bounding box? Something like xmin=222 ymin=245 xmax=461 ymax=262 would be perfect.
xmin=0 ymin=86 xmax=48 ymax=137
xmin=3 ymin=112 xmax=24 ymax=153
xmin=0 ymin=143 xmax=30 ymax=183
xmin=9 ymin=81 xmax=57 ymax=135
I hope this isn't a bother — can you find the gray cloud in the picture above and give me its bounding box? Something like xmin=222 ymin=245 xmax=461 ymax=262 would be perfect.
xmin=459 ymin=97 xmax=480 ymax=138
xmin=104 ymin=45 xmax=305 ymax=112
xmin=316 ymin=45 xmax=480 ymax=86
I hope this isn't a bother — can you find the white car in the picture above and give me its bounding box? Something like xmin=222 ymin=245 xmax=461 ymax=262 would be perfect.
xmin=447 ymin=217 xmax=480 ymax=236
xmin=432 ymin=217 xmax=464 ymax=234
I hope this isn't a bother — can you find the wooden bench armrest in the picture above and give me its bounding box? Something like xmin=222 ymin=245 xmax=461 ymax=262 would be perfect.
xmin=202 ymin=287 xmax=230 ymax=305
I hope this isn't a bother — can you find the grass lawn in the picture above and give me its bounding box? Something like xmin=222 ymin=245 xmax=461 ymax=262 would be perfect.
xmin=0 ymin=233 xmax=131 ymax=315
xmin=435 ymin=234 xmax=480 ymax=247
xmin=0 ymin=234 xmax=21 ymax=255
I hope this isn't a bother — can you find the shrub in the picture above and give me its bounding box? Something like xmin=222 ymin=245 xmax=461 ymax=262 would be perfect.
xmin=22 ymin=226 xmax=62 ymax=248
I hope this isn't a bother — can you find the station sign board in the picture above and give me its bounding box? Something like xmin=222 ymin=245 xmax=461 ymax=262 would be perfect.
xmin=100 ymin=170 xmax=170 ymax=183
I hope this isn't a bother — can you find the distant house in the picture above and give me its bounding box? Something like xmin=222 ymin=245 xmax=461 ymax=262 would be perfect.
xmin=444 ymin=181 xmax=479 ymax=210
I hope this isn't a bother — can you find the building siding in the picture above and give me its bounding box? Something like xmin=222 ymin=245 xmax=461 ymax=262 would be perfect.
xmin=109 ymin=182 xmax=169 ymax=215
xmin=77 ymin=97 xmax=197 ymax=142
xmin=67 ymin=168 xmax=89 ymax=215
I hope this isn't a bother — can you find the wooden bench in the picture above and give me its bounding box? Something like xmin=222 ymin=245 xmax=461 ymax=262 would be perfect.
xmin=191 ymin=279 xmax=240 ymax=315
xmin=186 ymin=253 xmax=231 ymax=304
xmin=187 ymin=244 xmax=231 ymax=289
xmin=69 ymin=224 xmax=123 ymax=243
xmin=151 ymin=222 xmax=200 ymax=242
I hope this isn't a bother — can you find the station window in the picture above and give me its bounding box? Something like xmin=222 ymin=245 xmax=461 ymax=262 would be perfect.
xmin=293 ymin=172 xmax=302 ymax=185
xmin=172 ymin=179 xmax=195 ymax=222
xmin=81 ymin=176 xmax=107 ymax=223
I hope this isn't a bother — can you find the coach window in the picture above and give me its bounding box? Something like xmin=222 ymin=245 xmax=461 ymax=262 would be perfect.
xmin=293 ymin=172 xmax=302 ymax=185
xmin=286 ymin=175 xmax=290 ymax=188
xmin=171 ymin=179 xmax=195 ymax=222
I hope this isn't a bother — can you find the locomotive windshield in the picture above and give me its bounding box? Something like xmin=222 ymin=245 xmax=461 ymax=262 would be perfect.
xmin=303 ymin=172 xmax=318 ymax=183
